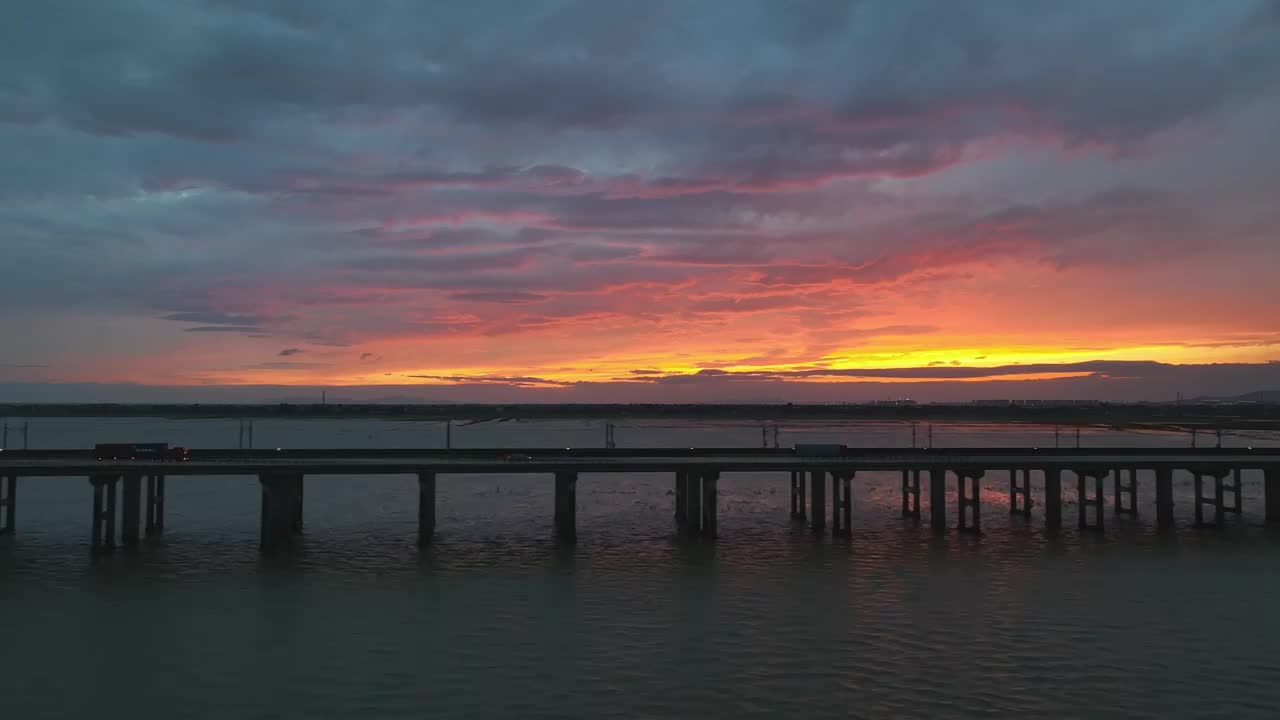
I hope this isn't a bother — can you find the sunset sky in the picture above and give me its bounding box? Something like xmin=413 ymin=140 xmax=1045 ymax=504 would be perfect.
xmin=2 ymin=0 xmax=1280 ymax=402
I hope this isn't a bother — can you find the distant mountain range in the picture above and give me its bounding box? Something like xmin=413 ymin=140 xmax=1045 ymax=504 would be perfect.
xmin=1191 ymin=390 xmax=1280 ymax=404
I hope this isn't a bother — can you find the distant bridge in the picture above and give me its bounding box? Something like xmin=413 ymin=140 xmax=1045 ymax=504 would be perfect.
xmin=1 ymin=446 xmax=1278 ymax=554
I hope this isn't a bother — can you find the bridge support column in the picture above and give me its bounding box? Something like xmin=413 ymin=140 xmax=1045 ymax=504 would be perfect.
xmin=1222 ymin=469 xmax=1242 ymax=515
xmin=901 ymin=470 xmax=920 ymax=518
xmin=1115 ymin=469 xmax=1138 ymax=516
xmin=417 ymin=472 xmax=436 ymax=547
xmin=841 ymin=473 xmax=853 ymax=533
xmin=1076 ymin=471 xmax=1104 ymax=531
xmin=957 ymin=470 xmax=982 ymax=533
xmin=145 ymin=475 xmax=166 ymax=537
xmin=685 ymin=472 xmax=702 ymax=536
xmin=929 ymin=469 xmax=947 ymax=532
xmin=89 ymin=475 xmax=119 ymax=554
xmin=1193 ymin=473 xmax=1204 ymax=526
xmin=1044 ymin=468 xmax=1062 ymax=529
xmin=676 ymin=472 xmax=689 ymax=526
xmin=259 ymin=472 xmax=303 ymax=551
xmin=121 ymin=473 xmax=141 ymax=548
xmin=1156 ymin=468 xmax=1174 ymax=530
xmin=554 ymin=471 xmax=577 ymax=541
xmin=1267 ymin=466 xmax=1280 ymax=525
xmin=1009 ymin=469 xmax=1033 ymax=517
xmin=0 ymin=475 xmax=15 ymax=536
xmin=831 ymin=472 xmax=852 ymax=537
xmin=831 ymin=472 xmax=841 ymax=536
xmin=789 ymin=471 xmax=803 ymax=520
xmin=797 ymin=469 xmax=806 ymax=521
xmin=810 ymin=470 xmax=826 ymax=535
xmin=701 ymin=471 xmax=719 ymax=539
xmin=1193 ymin=470 xmax=1227 ymax=528
xmin=293 ymin=475 xmax=304 ymax=534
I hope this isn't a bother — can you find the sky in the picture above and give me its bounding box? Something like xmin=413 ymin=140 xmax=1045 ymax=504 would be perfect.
xmin=2 ymin=0 xmax=1279 ymax=403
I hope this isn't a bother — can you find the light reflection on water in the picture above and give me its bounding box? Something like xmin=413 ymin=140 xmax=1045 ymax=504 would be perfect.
xmin=2 ymin=418 xmax=1280 ymax=719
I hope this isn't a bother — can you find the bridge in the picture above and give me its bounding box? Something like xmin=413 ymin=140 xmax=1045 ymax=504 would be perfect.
xmin=1 ymin=446 xmax=1278 ymax=553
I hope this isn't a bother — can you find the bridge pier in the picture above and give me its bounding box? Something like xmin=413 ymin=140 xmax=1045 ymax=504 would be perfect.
xmin=1193 ymin=470 xmax=1228 ymax=528
xmin=121 ymin=473 xmax=141 ymax=547
xmin=0 ymin=475 xmax=15 ymax=535
xmin=783 ymin=468 xmax=793 ymax=517
xmin=1044 ymin=468 xmax=1062 ymax=529
xmin=830 ymin=472 xmax=852 ymax=537
xmin=810 ymin=470 xmax=826 ymax=534
xmin=677 ymin=472 xmax=689 ymax=525
xmin=841 ymin=473 xmax=853 ymax=533
xmin=830 ymin=472 xmax=841 ymax=535
xmin=929 ymin=469 xmax=947 ymax=532
xmin=1009 ymin=469 xmax=1032 ymax=517
xmin=1265 ymin=465 xmax=1280 ymax=525
xmin=417 ymin=472 xmax=436 ymax=546
xmin=259 ymin=472 xmax=303 ymax=551
xmin=1115 ymin=468 xmax=1138 ymax=516
xmin=797 ymin=469 xmax=806 ymax=521
xmin=901 ymin=469 xmax=920 ymax=518
xmin=1076 ymin=470 xmax=1104 ymax=531
xmin=144 ymin=475 xmax=165 ymax=537
xmin=294 ymin=476 xmax=304 ymax=533
xmin=686 ymin=471 xmax=706 ymax=532
xmin=685 ymin=472 xmax=702 ymax=536
xmin=89 ymin=474 xmax=119 ymax=553
xmin=957 ymin=470 xmax=982 ymax=533
xmin=701 ymin=471 xmax=719 ymax=539
xmin=1156 ymin=468 xmax=1174 ymax=530
xmin=554 ymin=471 xmax=577 ymax=541
xmin=1221 ymin=469 xmax=1242 ymax=515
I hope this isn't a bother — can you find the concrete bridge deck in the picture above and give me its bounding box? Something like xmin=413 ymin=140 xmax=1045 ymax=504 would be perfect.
xmin=2 ymin=446 xmax=1276 ymax=475
xmin=1 ymin=446 xmax=1278 ymax=553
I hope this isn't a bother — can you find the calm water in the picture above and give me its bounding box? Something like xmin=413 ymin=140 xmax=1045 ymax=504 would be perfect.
xmin=3 ymin=418 xmax=1280 ymax=719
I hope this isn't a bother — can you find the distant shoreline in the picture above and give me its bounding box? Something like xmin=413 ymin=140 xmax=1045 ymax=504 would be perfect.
xmin=2 ymin=402 xmax=1278 ymax=431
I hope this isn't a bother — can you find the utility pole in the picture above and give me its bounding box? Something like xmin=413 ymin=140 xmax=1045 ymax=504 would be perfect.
xmin=927 ymin=424 xmax=933 ymax=449
xmin=23 ymin=421 xmax=29 ymax=449
xmin=772 ymin=424 xmax=780 ymax=448
xmin=445 ymin=420 xmax=452 ymax=449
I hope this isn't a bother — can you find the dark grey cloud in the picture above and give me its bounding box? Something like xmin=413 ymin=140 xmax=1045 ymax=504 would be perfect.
xmin=1 ymin=0 xmax=1279 ymax=389
xmin=245 ymin=361 xmax=328 ymax=370
xmin=405 ymin=374 xmax=574 ymax=387
xmin=448 ymin=291 xmax=549 ymax=304
xmin=639 ymin=360 xmax=1174 ymax=383
xmin=277 ymin=347 xmax=303 ymax=356
xmin=183 ymin=325 xmax=263 ymax=334
xmin=163 ymin=312 xmax=266 ymax=326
